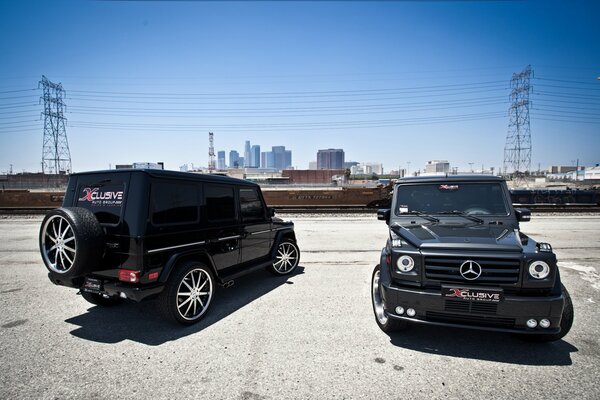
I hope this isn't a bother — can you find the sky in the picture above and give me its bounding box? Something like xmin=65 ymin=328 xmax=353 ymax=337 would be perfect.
xmin=0 ymin=0 xmax=598 ymax=174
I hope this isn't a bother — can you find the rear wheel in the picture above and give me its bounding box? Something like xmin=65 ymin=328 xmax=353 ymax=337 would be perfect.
xmin=158 ymin=262 xmax=215 ymax=325
xmin=372 ymin=264 xmax=407 ymax=333
xmin=520 ymin=284 xmax=574 ymax=343
xmin=80 ymin=291 xmax=124 ymax=307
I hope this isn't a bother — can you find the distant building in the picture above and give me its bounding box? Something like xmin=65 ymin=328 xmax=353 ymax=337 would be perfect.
xmin=547 ymin=166 xmax=579 ymax=174
xmin=122 ymin=162 xmax=164 ymax=170
xmin=425 ymin=160 xmax=450 ymax=174
xmin=229 ymin=150 xmax=240 ymax=169
xmin=351 ymin=162 xmax=383 ymax=175
xmin=261 ymin=151 xmax=275 ymax=169
xmin=308 ymin=161 xmax=318 ymax=170
xmin=238 ymin=157 xmax=245 ymax=168
xmin=283 ymin=169 xmax=345 ymax=184
xmin=250 ymin=145 xmax=260 ymax=168
xmin=244 ymin=141 xmax=251 ymax=168
xmin=344 ymin=161 xmax=359 ymax=169
xmin=217 ymin=151 xmax=226 ymax=170
xmin=272 ymin=146 xmax=292 ymax=170
xmin=317 ymin=149 xmax=345 ymax=169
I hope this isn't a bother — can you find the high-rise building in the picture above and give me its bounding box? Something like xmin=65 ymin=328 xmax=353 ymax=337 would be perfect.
xmin=244 ymin=141 xmax=251 ymax=168
xmin=317 ymin=149 xmax=345 ymax=169
xmin=261 ymin=151 xmax=275 ymax=169
xmin=425 ymin=160 xmax=450 ymax=174
xmin=229 ymin=150 xmax=240 ymax=169
xmin=217 ymin=151 xmax=226 ymax=170
xmin=250 ymin=145 xmax=260 ymax=168
xmin=272 ymin=146 xmax=292 ymax=170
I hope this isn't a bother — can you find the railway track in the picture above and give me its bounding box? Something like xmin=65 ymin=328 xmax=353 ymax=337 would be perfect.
xmin=3 ymin=204 xmax=599 ymax=215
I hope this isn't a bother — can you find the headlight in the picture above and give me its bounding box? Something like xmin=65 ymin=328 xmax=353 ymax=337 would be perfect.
xmin=396 ymin=255 xmax=415 ymax=272
xmin=529 ymin=261 xmax=550 ymax=279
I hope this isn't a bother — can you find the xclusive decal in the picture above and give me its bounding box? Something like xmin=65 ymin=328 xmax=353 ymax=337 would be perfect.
xmin=78 ymin=186 xmax=124 ymax=207
xmin=444 ymin=288 xmax=502 ymax=302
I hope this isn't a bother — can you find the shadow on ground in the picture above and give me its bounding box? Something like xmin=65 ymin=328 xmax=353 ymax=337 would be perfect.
xmin=387 ymin=324 xmax=578 ymax=366
xmin=65 ymin=266 xmax=304 ymax=346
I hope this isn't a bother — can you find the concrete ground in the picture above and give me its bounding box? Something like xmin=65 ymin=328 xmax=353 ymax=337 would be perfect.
xmin=0 ymin=213 xmax=599 ymax=399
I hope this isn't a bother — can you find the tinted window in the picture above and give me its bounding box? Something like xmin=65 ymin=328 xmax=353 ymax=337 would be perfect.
xmin=151 ymin=182 xmax=199 ymax=225
xmin=240 ymin=188 xmax=265 ymax=222
xmin=205 ymin=185 xmax=236 ymax=222
xmin=76 ymin=183 xmax=125 ymax=225
xmin=394 ymin=183 xmax=509 ymax=216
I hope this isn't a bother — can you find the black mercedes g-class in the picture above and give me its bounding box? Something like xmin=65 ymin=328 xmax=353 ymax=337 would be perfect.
xmin=39 ymin=169 xmax=300 ymax=325
xmin=372 ymin=175 xmax=573 ymax=342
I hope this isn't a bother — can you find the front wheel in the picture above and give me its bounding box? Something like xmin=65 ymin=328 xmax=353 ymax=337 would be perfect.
xmin=372 ymin=264 xmax=407 ymax=333
xmin=268 ymin=240 xmax=300 ymax=275
xmin=158 ymin=262 xmax=215 ymax=325
xmin=520 ymin=284 xmax=574 ymax=343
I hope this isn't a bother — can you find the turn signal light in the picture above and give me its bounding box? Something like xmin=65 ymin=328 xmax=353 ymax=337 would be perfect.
xmin=118 ymin=269 xmax=140 ymax=283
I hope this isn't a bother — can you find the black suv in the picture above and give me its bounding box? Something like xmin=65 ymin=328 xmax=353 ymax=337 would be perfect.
xmin=372 ymin=175 xmax=573 ymax=342
xmin=39 ymin=169 xmax=300 ymax=325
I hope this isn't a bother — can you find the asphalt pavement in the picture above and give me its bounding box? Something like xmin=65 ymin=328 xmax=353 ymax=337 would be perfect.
xmin=0 ymin=213 xmax=599 ymax=399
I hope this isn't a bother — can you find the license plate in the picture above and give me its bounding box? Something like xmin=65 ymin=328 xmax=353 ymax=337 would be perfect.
xmin=82 ymin=277 xmax=102 ymax=294
xmin=442 ymin=286 xmax=503 ymax=302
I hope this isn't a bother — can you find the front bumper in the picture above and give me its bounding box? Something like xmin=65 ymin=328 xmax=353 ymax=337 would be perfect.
xmin=381 ymin=281 xmax=565 ymax=335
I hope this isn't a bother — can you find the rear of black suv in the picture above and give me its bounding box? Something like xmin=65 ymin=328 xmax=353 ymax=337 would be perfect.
xmin=372 ymin=176 xmax=573 ymax=342
xmin=39 ymin=169 xmax=299 ymax=324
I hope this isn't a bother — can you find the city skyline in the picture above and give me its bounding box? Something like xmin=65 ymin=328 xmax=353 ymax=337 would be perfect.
xmin=0 ymin=1 xmax=598 ymax=174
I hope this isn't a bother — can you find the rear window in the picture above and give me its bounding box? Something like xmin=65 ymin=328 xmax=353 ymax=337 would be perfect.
xmin=76 ymin=183 xmax=125 ymax=225
xmin=151 ymin=182 xmax=200 ymax=225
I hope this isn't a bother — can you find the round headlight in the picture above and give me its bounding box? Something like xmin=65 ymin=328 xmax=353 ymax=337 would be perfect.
xmin=396 ymin=255 xmax=415 ymax=272
xmin=529 ymin=261 xmax=550 ymax=279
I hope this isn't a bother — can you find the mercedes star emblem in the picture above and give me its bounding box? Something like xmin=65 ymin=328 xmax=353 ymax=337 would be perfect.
xmin=459 ymin=260 xmax=482 ymax=280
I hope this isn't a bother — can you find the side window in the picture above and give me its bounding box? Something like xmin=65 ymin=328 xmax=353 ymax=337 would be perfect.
xmin=151 ymin=181 xmax=199 ymax=225
xmin=240 ymin=187 xmax=265 ymax=222
xmin=205 ymin=184 xmax=236 ymax=222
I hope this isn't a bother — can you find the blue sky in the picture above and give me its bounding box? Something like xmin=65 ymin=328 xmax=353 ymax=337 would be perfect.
xmin=0 ymin=0 xmax=598 ymax=174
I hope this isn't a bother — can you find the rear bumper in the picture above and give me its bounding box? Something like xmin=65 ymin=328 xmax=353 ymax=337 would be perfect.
xmin=382 ymin=281 xmax=565 ymax=335
xmin=103 ymin=281 xmax=164 ymax=302
xmin=48 ymin=273 xmax=164 ymax=302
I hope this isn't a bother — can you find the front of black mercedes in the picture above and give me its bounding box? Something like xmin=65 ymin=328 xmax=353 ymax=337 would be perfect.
xmin=372 ymin=175 xmax=573 ymax=341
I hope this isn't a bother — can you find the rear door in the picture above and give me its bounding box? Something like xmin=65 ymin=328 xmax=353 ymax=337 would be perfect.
xmin=203 ymin=183 xmax=242 ymax=271
xmin=239 ymin=186 xmax=272 ymax=264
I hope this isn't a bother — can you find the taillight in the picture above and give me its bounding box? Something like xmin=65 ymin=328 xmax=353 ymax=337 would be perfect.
xmin=118 ymin=269 xmax=140 ymax=283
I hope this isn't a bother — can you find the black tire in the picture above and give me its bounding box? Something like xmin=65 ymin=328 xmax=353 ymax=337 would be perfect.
xmin=520 ymin=284 xmax=574 ymax=343
xmin=372 ymin=264 xmax=407 ymax=333
xmin=81 ymin=291 xmax=124 ymax=307
xmin=157 ymin=262 xmax=216 ymax=325
xmin=268 ymin=239 xmax=300 ymax=275
xmin=39 ymin=207 xmax=104 ymax=279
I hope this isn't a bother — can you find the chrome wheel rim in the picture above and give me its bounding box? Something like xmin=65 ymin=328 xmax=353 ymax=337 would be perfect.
xmin=41 ymin=215 xmax=77 ymax=274
xmin=273 ymin=242 xmax=299 ymax=274
xmin=372 ymin=270 xmax=388 ymax=325
xmin=176 ymin=268 xmax=213 ymax=321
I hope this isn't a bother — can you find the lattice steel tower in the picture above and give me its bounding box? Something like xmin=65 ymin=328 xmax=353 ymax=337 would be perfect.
xmin=40 ymin=75 xmax=71 ymax=174
xmin=208 ymin=132 xmax=216 ymax=172
xmin=503 ymin=65 xmax=532 ymax=187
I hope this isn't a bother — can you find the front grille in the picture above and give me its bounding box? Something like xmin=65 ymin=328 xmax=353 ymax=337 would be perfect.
xmin=425 ymin=256 xmax=520 ymax=284
xmin=426 ymin=311 xmax=515 ymax=328
xmin=445 ymin=299 xmax=498 ymax=315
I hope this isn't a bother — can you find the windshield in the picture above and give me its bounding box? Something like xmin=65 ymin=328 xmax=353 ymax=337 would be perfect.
xmin=394 ymin=182 xmax=509 ymax=216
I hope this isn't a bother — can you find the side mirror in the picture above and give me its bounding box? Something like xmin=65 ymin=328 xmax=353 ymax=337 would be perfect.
xmin=268 ymin=207 xmax=276 ymax=217
xmin=514 ymin=208 xmax=531 ymax=222
xmin=377 ymin=208 xmax=391 ymax=225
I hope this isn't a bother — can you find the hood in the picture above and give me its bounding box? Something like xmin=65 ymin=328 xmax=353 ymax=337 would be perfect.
xmin=391 ymin=223 xmax=523 ymax=252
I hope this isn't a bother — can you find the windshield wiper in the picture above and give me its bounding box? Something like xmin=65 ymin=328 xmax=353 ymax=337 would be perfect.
xmin=437 ymin=210 xmax=484 ymax=224
xmin=398 ymin=211 xmax=439 ymax=223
